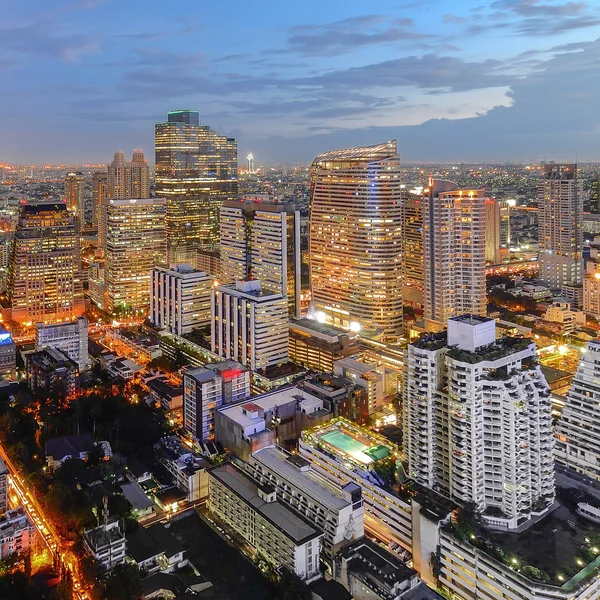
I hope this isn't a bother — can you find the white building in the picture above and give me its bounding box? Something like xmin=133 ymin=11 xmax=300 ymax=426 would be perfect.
xmin=183 ymin=362 xmax=250 ymax=441
xmin=35 ymin=316 xmax=89 ymax=370
xmin=150 ymin=263 xmax=213 ymax=336
xmin=220 ymin=196 xmax=302 ymax=318
xmin=211 ymin=280 xmax=289 ymax=372
xmin=83 ymin=519 xmax=127 ymax=570
xmin=423 ymin=180 xmax=487 ymax=330
xmin=403 ymin=315 xmax=555 ymax=529
xmin=542 ymin=302 xmax=586 ymax=334
xmin=208 ymin=463 xmax=323 ymax=582
xmin=245 ymin=445 xmax=364 ymax=564
xmin=555 ymin=340 xmax=600 ymax=480
xmin=538 ymin=163 xmax=583 ymax=293
xmin=0 ymin=509 xmax=36 ymax=560
xmin=333 ymin=357 xmax=384 ymax=415
xmin=583 ymin=236 xmax=600 ymax=318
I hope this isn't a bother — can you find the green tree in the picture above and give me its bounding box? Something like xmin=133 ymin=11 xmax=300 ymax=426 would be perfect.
xmin=102 ymin=564 xmax=143 ymax=600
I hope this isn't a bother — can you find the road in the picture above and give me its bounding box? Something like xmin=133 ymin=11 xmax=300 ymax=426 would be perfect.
xmin=0 ymin=443 xmax=89 ymax=600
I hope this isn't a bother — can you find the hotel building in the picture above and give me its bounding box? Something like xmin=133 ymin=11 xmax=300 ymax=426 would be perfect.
xmin=309 ymin=141 xmax=403 ymax=341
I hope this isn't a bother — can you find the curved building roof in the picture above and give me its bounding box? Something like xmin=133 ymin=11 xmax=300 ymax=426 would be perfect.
xmin=312 ymin=140 xmax=397 ymax=165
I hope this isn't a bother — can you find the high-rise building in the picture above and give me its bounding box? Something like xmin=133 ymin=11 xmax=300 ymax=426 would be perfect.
xmin=484 ymin=198 xmax=509 ymax=265
xmin=183 ymin=361 xmax=250 ymax=441
xmin=35 ymin=316 xmax=89 ymax=371
xmin=155 ymin=110 xmax=238 ymax=263
xmin=105 ymin=198 xmax=167 ymax=314
xmin=538 ymin=163 xmax=583 ymax=292
xmin=555 ymin=340 xmax=600 ymax=480
xmin=309 ymin=141 xmax=403 ymax=340
xmin=220 ymin=196 xmax=301 ymax=317
xmin=91 ymin=171 xmax=107 ymax=229
xmin=423 ymin=180 xmax=486 ymax=329
xmin=7 ymin=201 xmax=84 ymax=324
xmin=211 ymin=280 xmax=288 ymax=372
xmin=64 ymin=172 xmax=85 ymax=216
xmin=583 ymin=236 xmax=600 ymax=317
xmin=401 ymin=190 xmax=424 ymax=309
xmin=403 ymin=315 xmax=555 ymax=529
xmin=106 ymin=151 xmax=130 ymax=200
xmin=129 ymin=150 xmax=150 ymax=199
xmin=150 ymin=263 xmax=213 ymax=336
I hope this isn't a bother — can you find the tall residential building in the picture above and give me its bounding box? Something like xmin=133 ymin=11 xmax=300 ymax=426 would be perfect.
xmin=150 ymin=263 xmax=213 ymax=336
xmin=403 ymin=315 xmax=555 ymax=529
xmin=401 ymin=190 xmax=424 ymax=309
xmin=106 ymin=151 xmax=130 ymax=200
xmin=105 ymin=198 xmax=167 ymax=314
xmin=423 ymin=180 xmax=486 ymax=329
xmin=64 ymin=172 xmax=85 ymax=217
xmin=555 ymin=340 xmax=600 ymax=480
xmin=583 ymin=236 xmax=600 ymax=318
xmin=91 ymin=171 xmax=107 ymax=229
xmin=220 ymin=196 xmax=301 ymax=317
xmin=129 ymin=150 xmax=150 ymax=199
xmin=155 ymin=110 xmax=238 ymax=263
xmin=538 ymin=163 xmax=583 ymax=292
xmin=308 ymin=141 xmax=403 ymax=340
xmin=183 ymin=362 xmax=250 ymax=441
xmin=211 ymin=280 xmax=288 ymax=372
xmin=7 ymin=201 xmax=85 ymax=324
xmin=35 ymin=316 xmax=89 ymax=371
xmin=484 ymin=198 xmax=509 ymax=264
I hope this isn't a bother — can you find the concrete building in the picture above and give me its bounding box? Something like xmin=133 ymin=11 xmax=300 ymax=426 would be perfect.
xmin=215 ymin=386 xmax=330 ymax=461
xmin=583 ymin=235 xmax=600 ymax=317
xmin=542 ymin=302 xmax=586 ymax=335
xmin=289 ymin=318 xmax=360 ymax=374
xmin=423 ymin=180 xmax=487 ymax=329
xmin=403 ymin=315 xmax=555 ymax=529
xmin=484 ymin=198 xmax=509 ymax=264
xmin=334 ymin=357 xmax=384 ymax=416
xmin=64 ymin=171 xmax=85 ymax=216
xmin=0 ymin=509 xmax=36 ymax=560
xmin=183 ymin=362 xmax=250 ymax=441
xmin=208 ymin=463 xmax=323 ymax=582
xmin=35 ymin=316 xmax=89 ymax=370
xmin=7 ymin=201 xmax=85 ymax=324
xmin=150 ymin=263 xmax=212 ymax=336
xmin=27 ymin=347 xmax=80 ymax=397
xmin=309 ymin=141 xmax=403 ymax=341
xmin=83 ymin=519 xmax=127 ymax=571
xmin=402 ymin=191 xmax=424 ymax=309
xmin=211 ymin=280 xmax=289 ymax=372
xmin=91 ymin=171 xmax=107 ymax=229
xmin=245 ymin=445 xmax=364 ymax=564
xmin=0 ymin=457 xmax=7 ymax=515
xmin=105 ymin=198 xmax=167 ymax=314
xmin=220 ymin=195 xmax=302 ymax=318
xmin=538 ymin=163 xmax=583 ymax=294
xmin=0 ymin=327 xmax=16 ymax=380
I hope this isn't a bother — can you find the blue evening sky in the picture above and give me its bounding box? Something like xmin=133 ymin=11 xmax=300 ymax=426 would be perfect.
xmin=2 ymin=0 xmax=600 ymax=163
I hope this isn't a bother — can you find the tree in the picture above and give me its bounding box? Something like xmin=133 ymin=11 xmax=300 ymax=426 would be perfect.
xmin=276 ymin=568 xmax=311 ymax=600
xmin=102 ymin=564 xmax=143 ymax=600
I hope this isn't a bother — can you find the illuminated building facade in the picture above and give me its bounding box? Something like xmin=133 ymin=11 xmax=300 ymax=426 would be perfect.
xmin=7 ymin=201 xmax=85 ymax=324
xmin=309 ymin=141 xmax=403 ymax=341
xmin=220 ymin=196 xmax=301 ymax=317
xmin=401 ymin=190 xmax=424 ymax=309
xmin=64 ymin=172 xmax=85 ymax=216
xmin=583 ymin=236 xmax=600 ymax=317
xmin=105 ymin=198 xmax=167 ymax=314
xmin=484 ymin=198 xmax=510 ymax=265
xmin=423 ymin=180 xmax=486 ymax=329
xmin=538 ymin=163 xmax=583 ymax=292
xmin=91 ymin=171 xmax=107 ymax=229
xmin=155 ymin=110 xmax=238 ymax=264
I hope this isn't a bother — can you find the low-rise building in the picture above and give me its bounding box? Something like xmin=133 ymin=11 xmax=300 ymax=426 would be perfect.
xmin=106 ymin=327 xmax=161 ymax=363
xmin=83 ymin=519 xmax=127 ymax=570
xmin=107 ymin=357 xmax=143 ymax=380
xmin=147 ymin=378 xmax=183 ymax=417
xmin=215 ymin=386 xmax=331 ymax=461
xmin=45 ymin=434 xmax=110 ymax=471
xmin=208 ymin=463 xmax=323 ymax=583
xmin=542 ymin=302 xmax=586 ymax=334
xmin=127 ymin=522 xmax=187 ymax=574
xmin=334 ymin=358 xmax=384 ymax=415
xmin=35 ymin=317 xmax=89 ymax=370
xmin=27 ymin=347 xmax=80 ymax=397
xmin=120 ymin=481 xmax=154 ymax=520
xmin=0 ymin=508 xmax=36 ymax=560
xmin=0 ymin=457 xmax=7 ymax=515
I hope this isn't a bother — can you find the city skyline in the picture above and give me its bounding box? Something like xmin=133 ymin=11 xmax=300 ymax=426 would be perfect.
xmin=2 ymin=0 xmax=600 ymax=164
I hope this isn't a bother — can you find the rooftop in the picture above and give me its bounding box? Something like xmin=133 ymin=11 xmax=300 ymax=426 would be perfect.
xmin=210 ymin=463 xmax=321 ymax=545
xmin=312 ymin=141 xmax=397 ymax=165
xmin=289 ymin=318 xmax=352 ymax=340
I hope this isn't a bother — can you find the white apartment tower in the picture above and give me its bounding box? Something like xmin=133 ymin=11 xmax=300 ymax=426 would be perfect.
xmin=555 ymin=340 xmax=600 ymax=481
xmin=309 ymin=141 xmax=403 ymax=341
xmin=220 ymin=196 xmax=302 ymax=318
xmin=150 ymin=263 xmax=213 ymax=336
xmin=35 ymin=317 xmax=89 ymax=371
xmin=211 ymin=280 xmax=288 ymax=372
xmin=538 ymin=163 xmax=583 ymax=293
xmin=403 ymin=315 xmax=555 ymax=529
xmin=423 ymin=179 xmax=486 ymax=329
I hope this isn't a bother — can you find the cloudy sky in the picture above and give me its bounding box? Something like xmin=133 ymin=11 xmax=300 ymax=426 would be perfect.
xmin=2 ymin=0 xmax=600 ymax=164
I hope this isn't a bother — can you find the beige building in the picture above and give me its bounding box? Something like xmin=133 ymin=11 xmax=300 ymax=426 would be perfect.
xmin=64 ymin=171 xmax=85 ymax=216
xmin=309 ymin=141 xmax=403 ymax=341
xmin=402 ymin=190 xmax=424 ymax=309
xmin=484 ymin=198 xmax=509 ymax=264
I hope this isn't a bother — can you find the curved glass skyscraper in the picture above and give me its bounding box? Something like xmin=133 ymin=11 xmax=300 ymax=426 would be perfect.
xmin=309 ymin=141 xmax=403 ymax=341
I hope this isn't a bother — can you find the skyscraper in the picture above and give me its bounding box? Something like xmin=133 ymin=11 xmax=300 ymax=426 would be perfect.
xmin=220 ymin=196 xmax=301 ymax=318
xmin=91 ymin=171 xmax=107 ymax=230
xmin=64 ymin=172 xmax=85 ymax=217
xmin=130 ymin=150 xmax=150 ymax=199
xmin=401 ymin=190 xmax=424 ymax=309
xmin=423 ymin=179 xmax=486 ymax=329
xmin=309 ymin=141 xmax=403 ymax=341
xmin=583 ymin=236 xmax=600 ymax=317
xmin=404 ymin=315 xmax=555 ymax=529
xmin=105 ymin=198 xmax=167 ymax=314
xmin=155 ymin=110 xmax=238 ymax=264
xmin=484 ymin=198 xmax=510 ymax=265
xmin=538 ymin=163 xmax=583 ymax=294
xmin=7 ymin=201 xmax=85 ymax=324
